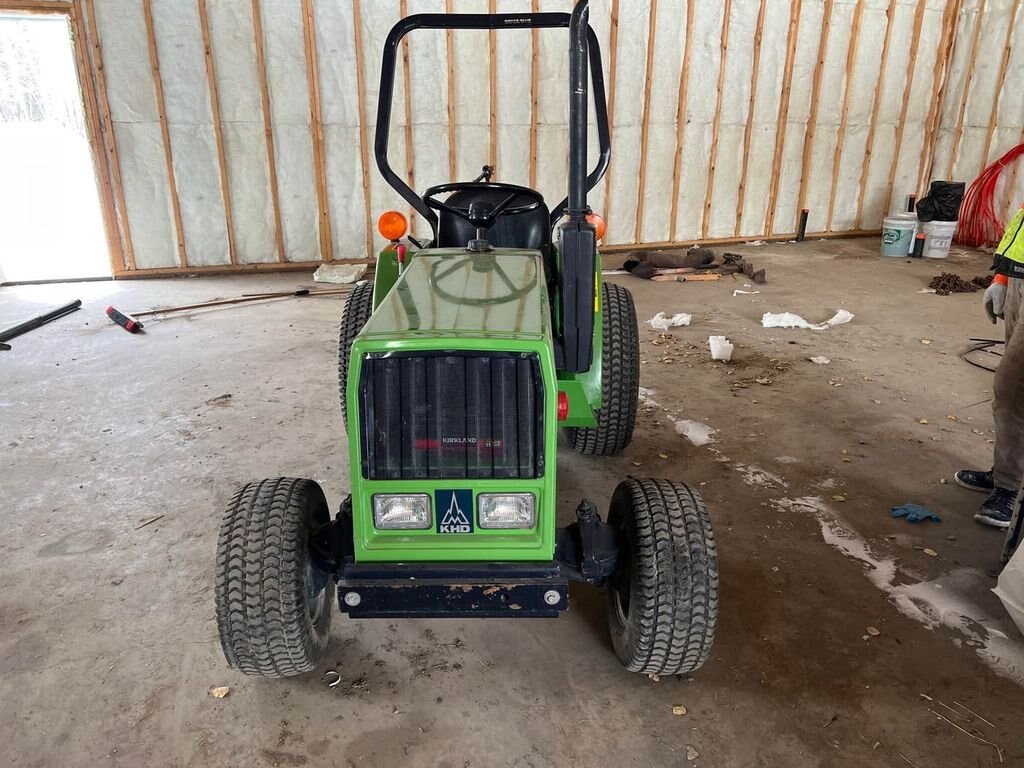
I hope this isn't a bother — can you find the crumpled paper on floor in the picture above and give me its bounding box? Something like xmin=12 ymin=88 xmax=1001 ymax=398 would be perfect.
xmin=762 ymin=309 xmax=854 ymax=330
xmin=648 ymin=312 xmax=692 ymax=331
xmin=313 ymin=263 xmax=367 ymax=284
xmin=708 ymin=335 xmax=734 ymax=361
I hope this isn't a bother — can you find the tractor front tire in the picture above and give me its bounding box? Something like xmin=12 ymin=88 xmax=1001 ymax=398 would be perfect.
xmin=565 ymin=282 xmax=639 ymax=456
xmin=338 ymin=280 xmax=374 ymax=430
xmin=605 ymin=478 xmax=718 ymax=676
xmin=215 ymin=478 xmax=333 ymax=677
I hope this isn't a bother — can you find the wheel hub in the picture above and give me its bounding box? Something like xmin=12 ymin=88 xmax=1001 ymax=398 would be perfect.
xmin=611 ymin=568 xmax=631 ymax=626
xmin=306 ymin=562 xmax=326 ymax=623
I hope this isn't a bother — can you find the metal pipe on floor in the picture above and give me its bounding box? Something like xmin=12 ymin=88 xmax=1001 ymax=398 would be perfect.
xmin=0 ymin=299 xmax=82 ymax=350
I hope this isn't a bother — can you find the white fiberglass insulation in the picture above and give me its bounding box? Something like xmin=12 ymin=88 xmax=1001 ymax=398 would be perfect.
xmin=84 ymin=0 xmax=1024 ymax=270
xmin=206 ymin=0 xmax=277 ymax=264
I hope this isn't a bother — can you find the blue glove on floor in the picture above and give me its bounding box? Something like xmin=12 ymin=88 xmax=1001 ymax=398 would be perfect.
xmin=891 ymin=503 xmax=942 ymax=523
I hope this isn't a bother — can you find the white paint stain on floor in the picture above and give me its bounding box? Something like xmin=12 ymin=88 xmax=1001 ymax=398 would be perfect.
xmin=641 ymin=388 xmax=786 ymax=486
xmin=774 ymin=497 xmax=1024 ymax=686
xmin=640 ymin=385 xmax=1024 ymax=684
xmin=734 ymin=463 xmax=789 ymax=489
xmin=639 ymin=388 xmax=716 ymax=447
xmin=674 ymin=419 xmax=716 ymax=447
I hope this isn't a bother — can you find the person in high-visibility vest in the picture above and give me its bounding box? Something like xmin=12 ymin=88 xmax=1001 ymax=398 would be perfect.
xmin=955 ymin=203 xmax=1024 ymax=529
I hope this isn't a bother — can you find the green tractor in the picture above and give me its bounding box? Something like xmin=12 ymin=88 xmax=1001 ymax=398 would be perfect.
xmin=214 ymin=1 xmax=718 ymax=679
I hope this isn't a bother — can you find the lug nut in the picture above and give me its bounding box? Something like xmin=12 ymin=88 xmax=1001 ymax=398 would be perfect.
xmin=343 ymin=591 xmax=361 ymax=607
xmin=543 ymin=589 xmax=561 ymax=606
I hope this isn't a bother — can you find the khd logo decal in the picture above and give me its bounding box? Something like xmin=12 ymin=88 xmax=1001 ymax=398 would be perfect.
xmin=436 ymin=489 xmax=473 ymax=534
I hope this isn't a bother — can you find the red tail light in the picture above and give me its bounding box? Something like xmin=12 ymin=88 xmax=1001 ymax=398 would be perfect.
xmin=557 ymin=391 xmax=569 ymax=421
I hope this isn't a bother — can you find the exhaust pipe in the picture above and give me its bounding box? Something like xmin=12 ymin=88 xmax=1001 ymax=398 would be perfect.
xmin=567 ymin=0 xmax=589 ymax=220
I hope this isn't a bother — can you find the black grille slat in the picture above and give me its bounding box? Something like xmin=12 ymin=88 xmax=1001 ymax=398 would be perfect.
xmin=400 ymin=356 xmax=428 ymax=478
xmin=359 ymin=352 xmax=544 ymax=480
xmin=377 ymin=357 xmax=403 ymax=479
xmin=516 ymin=358 xmax=536 ymax=477
xmin=440 ymin=356 xmax=466 ymax=479
xmin=467 ymin=356 xmax=493 ymax=479
xmin=492 ymin=357 xmax=519 ymax=480
xmin=426 ymin=356 xmax=443 ymax=475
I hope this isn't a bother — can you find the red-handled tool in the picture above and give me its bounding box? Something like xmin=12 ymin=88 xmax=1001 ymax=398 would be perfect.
xmin=106 ymin=306 xmax=144 ymax=333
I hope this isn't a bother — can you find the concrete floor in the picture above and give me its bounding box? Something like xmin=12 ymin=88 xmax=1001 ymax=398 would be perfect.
xmin=2 ymin=238 xmax=1023 ymax=767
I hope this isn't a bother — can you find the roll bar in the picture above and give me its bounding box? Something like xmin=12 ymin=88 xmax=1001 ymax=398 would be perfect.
xmin=374 ymin=2 xmax=610 ymax=238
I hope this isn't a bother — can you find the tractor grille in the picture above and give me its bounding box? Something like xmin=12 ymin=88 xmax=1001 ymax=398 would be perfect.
xmin=358 ymin=352 xmax=545 ymax=480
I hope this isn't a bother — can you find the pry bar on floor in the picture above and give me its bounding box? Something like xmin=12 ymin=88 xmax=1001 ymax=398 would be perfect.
xmin=0 ymin=299 xmax=82 ymax=351
xmin=125 ymin=287 xmax=353 ymax=319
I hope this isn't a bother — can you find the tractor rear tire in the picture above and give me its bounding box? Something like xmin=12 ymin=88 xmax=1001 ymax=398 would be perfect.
xmin=338 ymin=280 xmax=374 ymax=430
xmin=215 ymin=477 xmax=334 ymax=677
xmin=605 ymin=478 xmax=718 ymax=676
xmin=565 ymin=282 xmax=639 ymax=456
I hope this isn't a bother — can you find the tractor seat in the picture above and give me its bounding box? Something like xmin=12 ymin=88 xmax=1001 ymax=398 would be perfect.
xmin=435 ymin=188 xmax=551 ymax=250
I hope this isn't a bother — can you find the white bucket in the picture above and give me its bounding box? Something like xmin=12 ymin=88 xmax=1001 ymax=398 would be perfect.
xmin=922 ymin=220 xmax=958 ymax=259
xmin=881 ymin=215 xmax=916 ymax=256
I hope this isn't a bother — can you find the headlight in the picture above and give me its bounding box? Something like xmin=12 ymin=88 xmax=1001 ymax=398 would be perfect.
xmin=477 ymin=493 xmax=535 ymax=529
xmin=373 ymin=494 xmax=431 ymax=529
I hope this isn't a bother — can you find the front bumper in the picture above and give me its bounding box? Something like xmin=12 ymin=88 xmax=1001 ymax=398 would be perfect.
xmin=337 ymin=562 xmax=568 ymax=618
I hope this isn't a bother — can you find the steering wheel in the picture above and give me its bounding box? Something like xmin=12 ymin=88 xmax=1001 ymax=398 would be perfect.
xmin=428 ymin=253 xmax=538 ymax=307
xmin=423 ymin=182 xmax=542 ymax=231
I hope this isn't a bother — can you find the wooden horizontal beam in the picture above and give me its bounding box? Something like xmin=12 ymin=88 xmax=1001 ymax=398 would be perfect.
xmin=600 ymin=229 xmax=883 ymax=254
xmin=0 ymin=0 xmax=73 ymax=11
xmin=112 ymin=259 xmax=373 ymax=280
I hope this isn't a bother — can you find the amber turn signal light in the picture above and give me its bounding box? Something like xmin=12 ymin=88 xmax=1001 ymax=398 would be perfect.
xmin=377 ymin=210 xmax=408 ymax=241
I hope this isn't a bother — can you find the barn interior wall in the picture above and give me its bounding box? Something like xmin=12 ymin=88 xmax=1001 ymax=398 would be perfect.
xmin=27 ymin=0 xmax=1024 ymax=272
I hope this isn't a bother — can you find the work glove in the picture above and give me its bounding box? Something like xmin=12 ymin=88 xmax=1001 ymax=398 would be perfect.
xmin=984 ymin=274 xmax=1008 ymax=324
xmin=891 ymin=503 xmax=942 ymax=523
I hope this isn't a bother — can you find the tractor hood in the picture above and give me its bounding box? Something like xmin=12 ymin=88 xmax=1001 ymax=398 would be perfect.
xmin=359 ymin=249 xmax=550 ymax=341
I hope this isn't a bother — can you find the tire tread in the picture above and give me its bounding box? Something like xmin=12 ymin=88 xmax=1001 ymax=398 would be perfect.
xmin=214 ymin=478 xmax=331 ymax=678
xmin=566 ymin=282 xmax=639 ymax=456
xmin=337 ymin=281 xmax=374 ymax=430
xmin=608 ymin=478 xmax=718 ymax=675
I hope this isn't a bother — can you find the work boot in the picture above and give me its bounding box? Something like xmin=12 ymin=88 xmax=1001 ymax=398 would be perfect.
xmin=954 ymin=469 xmax=995 ymax=493
xmin=974 ymin=487 xmax=1019 ymax=529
